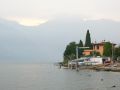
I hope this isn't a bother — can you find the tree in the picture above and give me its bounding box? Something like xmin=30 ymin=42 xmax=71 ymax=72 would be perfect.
xmin=92 ymin=51 xmax=101 ymax=56
xmin=115 ymin=46 xmax=120 ymax=57
xmin=85 ymin=30 xmax=92 ymax=48
xmin=63 ymin=42 xmax=76 ymax=63
xmin=78 ymin=40 xmax=83 ymax=58
xmin=103 ymin=42 xmax=112 ymax=57
xmin=78 ymin=40 xmax=83 ymax=47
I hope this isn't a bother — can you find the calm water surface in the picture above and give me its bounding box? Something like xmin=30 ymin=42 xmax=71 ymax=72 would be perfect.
xmin=0 ymin=64 xmax=120 ymax=90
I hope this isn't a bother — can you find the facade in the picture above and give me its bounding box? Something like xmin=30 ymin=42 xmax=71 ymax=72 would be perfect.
xmin=93 ymin=42 xmax=105 ymax=55
xmin=83 ymin=41 xmax=116 ymax=56
xmin=83 ymin=50 xmax=93 ymax=56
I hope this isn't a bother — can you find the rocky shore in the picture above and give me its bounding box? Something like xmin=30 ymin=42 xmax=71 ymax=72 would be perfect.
xmin=83 ymin=63 xmax=120 ymax=72
xmin=63 ymin=62 xmax=120 ymax=72
xmin=92 ymin=63 xmax=120 ymax=72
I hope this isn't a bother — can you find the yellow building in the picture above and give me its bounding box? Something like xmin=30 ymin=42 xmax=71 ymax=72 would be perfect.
xmin=83 ymin=50 xmax=93 ymax=56
xmin=83 ymin=42 xmax=116 ymax=56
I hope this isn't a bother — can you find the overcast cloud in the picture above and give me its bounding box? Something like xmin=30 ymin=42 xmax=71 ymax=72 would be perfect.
xmin=0 ymin=0 xmax=120 ymax=21
xmin=0 ymin=0 xmax=120 ymax=63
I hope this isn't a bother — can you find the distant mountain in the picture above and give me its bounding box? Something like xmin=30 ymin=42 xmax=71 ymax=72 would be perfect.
xmin=0 ymin=18 xmax=120 ymax=63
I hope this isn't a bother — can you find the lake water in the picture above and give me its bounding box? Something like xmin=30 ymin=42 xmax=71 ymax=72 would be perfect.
xmin=0 ymin=64 xmax=120 ymax=90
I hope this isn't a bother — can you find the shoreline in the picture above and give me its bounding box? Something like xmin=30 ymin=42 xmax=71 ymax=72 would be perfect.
xmin=63 ymin=63 xmax=120 ymax=72
xmin=92 ymin=66 xmax=120 ymax=72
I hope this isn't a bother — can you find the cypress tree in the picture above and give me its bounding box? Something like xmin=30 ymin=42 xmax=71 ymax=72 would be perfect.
xmin=78 ymin=40 xmax=83 ymax=47
xmin=85 ymin=30 xmax=92 ymax=48
xmin=78 ymin=40 xmax=83 ymax=58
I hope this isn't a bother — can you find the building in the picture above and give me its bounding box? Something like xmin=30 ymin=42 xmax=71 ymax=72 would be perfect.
xmin=83 ymin=41 xmax=116 ymax=56
xmin=83 ymin=50 xmax=93 ymax=56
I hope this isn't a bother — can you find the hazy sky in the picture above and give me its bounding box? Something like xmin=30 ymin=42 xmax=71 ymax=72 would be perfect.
xmin=0 ymin=0 xmax=120 ymax=63
xmin=0 ymin=0 xmax=120 ymax=26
